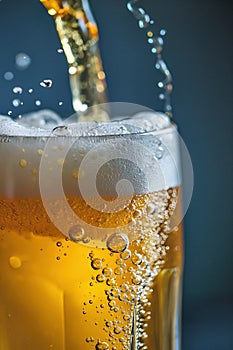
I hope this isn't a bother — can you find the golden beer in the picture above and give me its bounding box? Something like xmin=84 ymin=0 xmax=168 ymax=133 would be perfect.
xmin=0 ymin=118 xmax=183 ymax=349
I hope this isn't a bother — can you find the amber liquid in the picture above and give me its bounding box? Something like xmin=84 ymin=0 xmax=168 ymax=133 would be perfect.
xmin=0 ymin=187 xmax=182 ymax=350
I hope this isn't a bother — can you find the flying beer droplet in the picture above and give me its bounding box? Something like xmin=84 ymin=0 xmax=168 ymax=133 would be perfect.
xmin=15 ymin=53 xmax=31 ymax=70
xmin=40 ymin=79 xmax=53 ymax=88
xmin=13 ymin=86 xmax=23 ymax=94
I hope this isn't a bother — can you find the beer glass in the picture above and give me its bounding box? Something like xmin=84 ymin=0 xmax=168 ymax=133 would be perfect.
xmin=0 ymin=106 xmax=185 ymax=350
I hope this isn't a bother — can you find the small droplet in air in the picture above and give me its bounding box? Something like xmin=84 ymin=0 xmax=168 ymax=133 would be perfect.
xmin=7 ymin=110 xmax=13 ymax=116
xmin=158 ymin=81 xmax=164 ymax=88
xmin=160 ymin=29 xmax=167 ymax=36
xmin=12 ymin=99 xmax=21 ymax=107
xmin=58 ymin=101 xmax=63 ymax=106
xmin=28 ymin=88 xmax=33 ymax=93
xmin=35 ymin=100 xmax=41 ymax=106
xmin=159 ymin=93 xmax=165 ymax=100
xmin=68 ymin=225 xmax=85 ymax=242
xmin=4 ymin=71 xmax=14 ymax=81
xmin=15 ymin=53 xmax=31 ymax=70
xmin=13 ymin=86 xmax=23 ymax=94
xmin=57 ymin=48 xmax=63 ymax=54
xmin=40 ymin=79 xmax=53 ymax=88
xmin=52 ymin=125 xmax=70 ymax=136
xmin=106 ymin=232 xmax=129 ymax=253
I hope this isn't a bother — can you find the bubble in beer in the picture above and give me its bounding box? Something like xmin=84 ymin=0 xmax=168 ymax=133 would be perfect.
xmin=35 ymin=100 xmax=41 ymax=106
xmin=15 ymin=53 xmax=31 ymax=70
xmin=40 ymin=79 xmax=53 ymax=88
xmin=13 ymin=86 xmax=23 ymax=94
xmin=95 ymin=340 xmax=109 ymax=349
xmin=12 ymin=99 xmax=21 ymax=107
xmin=91 ymin=258 xmax=103 ymax=270
xmin=68 ymin=225 xmax=84 ymax=242
xmin=19 ymin=159 xmax=27 ymax=168
xmin=9 ymin=256 xmax=22 ymax=269
xmin=4 ymin=71 xmax=14 ymax=81
xmin=106 ymin=233 xmax=129 ymax=253
xmin=52 ymin=125 xmax=70 ymax=136
xmin=96 ymin=274 xmax=105 ymax=283
xmin=114 ymin=326 xmax=122 ymax=334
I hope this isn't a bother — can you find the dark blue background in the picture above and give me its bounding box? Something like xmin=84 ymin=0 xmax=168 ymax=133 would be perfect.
xmin=0 ymin=1 xmax=232 ymax=349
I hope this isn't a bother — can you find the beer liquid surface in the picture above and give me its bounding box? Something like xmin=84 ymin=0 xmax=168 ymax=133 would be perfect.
xmin=0 ymin=188 xmax=182 ymax=350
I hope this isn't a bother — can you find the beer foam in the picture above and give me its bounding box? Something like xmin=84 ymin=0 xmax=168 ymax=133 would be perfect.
xmin=0 ymin=110 xmax=181 ymax=198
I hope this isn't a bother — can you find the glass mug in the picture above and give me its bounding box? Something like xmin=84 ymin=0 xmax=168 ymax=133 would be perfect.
xmin=0 ymin=107 xmax=184 ymax=350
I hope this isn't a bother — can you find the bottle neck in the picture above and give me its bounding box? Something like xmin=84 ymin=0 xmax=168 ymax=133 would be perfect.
xmin=41 ymin=0 xmax=108 ymax=119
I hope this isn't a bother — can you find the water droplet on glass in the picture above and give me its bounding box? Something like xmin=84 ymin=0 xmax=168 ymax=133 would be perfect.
xmin=15 ymin=53 xmax=31 ymax=70
xmin=52 ymin=125 xmax=70 ymax=136
xmin=12 ymin=99 xmax=21 ymax=107
xmin=68 ymin=225 xmax=84 ymax=242
xmin=155 ymin=146 xmax=164 ymax=159
xmin=13 ymin=86 xmax=23 ymax=94
xmin=40 ymin=79 xmax=53 ymax=88
xmin=4 ymin=71 xmax=14 ymax=81
xmin=106 ymin=232 xmax=129 ymax=253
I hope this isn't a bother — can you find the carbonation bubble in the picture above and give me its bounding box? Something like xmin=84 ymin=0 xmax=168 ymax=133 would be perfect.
xmin=40 ymin=79 xmax=53 ymax=88
xmin=56 ymin=241 xmax=62 ymax=247
xmin=106 ymin=233 xmax=129 ymax=253
xmin=95 ymin=341 xmax=109 ymax=350
xmin=9 ymin=256 xmax=22 ymax=269
xmin=19 ymin=159 xmax=27 ymax=168
xmin=15 ymin=53 xmax=31 ymax=70
xmin=102 ymin=268 xmax=112 ymax=277
xmin=52 ymin=125 xmax=70 ymax=136
xmin=91 ymin=259 xmax=103 ymax=270
xmin=96 ymin=274 xmax=105 ymax=283
xmin=68 ymin=225 xmax=84 ymax=242
xmin=114 ymin=326 xmax=122 ymax=334
xmin=13 ymin=86 xmax=23 ymax=94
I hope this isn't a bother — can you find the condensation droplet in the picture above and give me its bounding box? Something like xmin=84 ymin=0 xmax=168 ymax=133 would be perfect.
xmin=9 ymin=256 xmax=22 ymax=269
xmin=15 ymin=53 xmax=31 ymax=70
xmin=68 ymin=225 xmax=84 ymax=242
xmin=40 ymin=79 xmax=53 ymax=88
xmin=4 ymin=71 xmax=14 ymax=81
xmin=19 ymin=159 xmax=27 ymax=168
xmin=106 ymin=232 xmax=129 ymax=253
xmin=120 ymin=249 xmax=131 ymax=260
xmin=13 ymin=86 xmax=23 ymax=94
xmin=52 ymin=125 xmax=70 ymax=136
